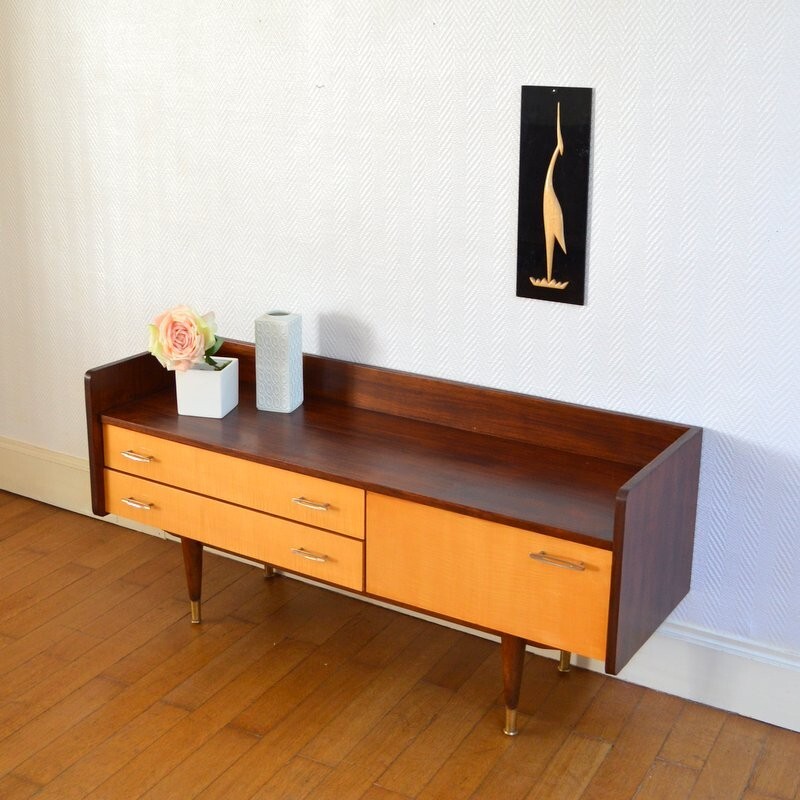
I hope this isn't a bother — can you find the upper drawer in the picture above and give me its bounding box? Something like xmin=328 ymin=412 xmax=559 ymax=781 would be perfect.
xmin=103 ymin=424 xmax=364 ymax=539
xmin=366 ymin=493 xmax=612 ymax=660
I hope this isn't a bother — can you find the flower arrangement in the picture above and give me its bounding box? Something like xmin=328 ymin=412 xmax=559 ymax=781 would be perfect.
xmin=148 ymin=305 xmax=225 ymax=371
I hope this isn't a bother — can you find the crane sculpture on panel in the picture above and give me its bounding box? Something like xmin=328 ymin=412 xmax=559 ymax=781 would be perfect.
xmin=530 ymin=101 xmax=569 ymax=290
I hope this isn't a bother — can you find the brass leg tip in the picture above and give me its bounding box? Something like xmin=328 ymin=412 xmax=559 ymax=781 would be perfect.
xmin=190 ymin=600 xmax=201 ymax=624
xmin=503 ymin=708 xmax=519 ymax=736
xmin=558 ymin=650 xmax=572 ymax=673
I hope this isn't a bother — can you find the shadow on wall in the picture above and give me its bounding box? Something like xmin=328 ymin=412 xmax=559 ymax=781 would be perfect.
xmin=682 ymin=427 xmax=800 ymax=652
xmin=318 ymin=313 xmax=375 ymax=365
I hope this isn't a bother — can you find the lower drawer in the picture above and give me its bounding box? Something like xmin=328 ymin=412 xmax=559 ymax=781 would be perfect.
xmin=105 ymin=470 xmax=364 ymax=591
xmin=366 ymin=493 xmax=611 ymax=659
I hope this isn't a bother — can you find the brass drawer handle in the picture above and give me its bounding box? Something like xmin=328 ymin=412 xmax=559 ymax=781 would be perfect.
xmin=291 ymin=497 xmax=330 ymax=512
xmin=121 ymin=450 xmax=154 ymax=463
xmin=529 ymin=551 xmax=585 ymax=571
xmin=121 ymin=497 xmax=153 ymax=511
xmin=290 ymin=547 xmax=329 ymax=563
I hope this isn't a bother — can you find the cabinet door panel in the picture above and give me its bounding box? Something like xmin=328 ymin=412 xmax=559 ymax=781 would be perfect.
xmin=366 ymin=493 xmax=610 ymax=659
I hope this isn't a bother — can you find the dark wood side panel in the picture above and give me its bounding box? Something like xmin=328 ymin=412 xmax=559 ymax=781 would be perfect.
xmin=606 ymin=427 xmax=703 ymax=674
xmin=84 ymin=352 xmax=172 ymax=515
xmin=302 ymin=353 xmax=686 ymax=466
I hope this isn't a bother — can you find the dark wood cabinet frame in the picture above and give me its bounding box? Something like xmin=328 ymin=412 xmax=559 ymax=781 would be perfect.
xmin=86 ymin=339 xmax=702 ymax=732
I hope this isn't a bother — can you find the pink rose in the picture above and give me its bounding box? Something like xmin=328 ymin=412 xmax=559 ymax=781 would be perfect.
xmin=148 ymin=305 xmax=218 ymax=371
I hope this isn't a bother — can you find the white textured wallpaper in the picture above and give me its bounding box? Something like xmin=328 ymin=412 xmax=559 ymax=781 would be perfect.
xmin=2 ymin=1 xmax=799 ymax=658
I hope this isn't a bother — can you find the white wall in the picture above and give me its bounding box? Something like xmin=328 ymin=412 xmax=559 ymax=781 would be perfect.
xmin=2 ymin=1 xmax=799 ymax=723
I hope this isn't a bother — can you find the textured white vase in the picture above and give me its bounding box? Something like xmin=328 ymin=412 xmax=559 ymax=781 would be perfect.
xmin=255 ymin=311 xmax=303 ymax=413
xmin=174 ymin=357 xmax=239 ymax=418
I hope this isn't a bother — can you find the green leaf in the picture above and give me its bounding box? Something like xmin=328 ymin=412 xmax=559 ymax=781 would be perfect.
xmin=206 ymin=336 xmax=223 ymax=357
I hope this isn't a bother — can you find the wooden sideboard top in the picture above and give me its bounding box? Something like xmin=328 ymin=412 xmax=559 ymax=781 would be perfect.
xmin=86 ymin=339 xmax=699 ymax=550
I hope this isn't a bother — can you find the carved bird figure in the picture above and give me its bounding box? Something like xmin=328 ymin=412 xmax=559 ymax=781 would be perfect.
xmin=542 ymin=101 xmax=566 ymax=283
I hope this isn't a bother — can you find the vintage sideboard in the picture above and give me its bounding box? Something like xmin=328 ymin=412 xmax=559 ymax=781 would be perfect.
xmin=85 ymin=340 xmax=702 ymax=735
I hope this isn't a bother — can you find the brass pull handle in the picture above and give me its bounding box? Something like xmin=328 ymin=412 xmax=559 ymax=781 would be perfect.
xmin=529 ymin=551 xmax=585 ymax=571
xmin=121 ymin=497 xmax=153 ymax=511
xmin=291 ymin=497 xmax=330 ymax=512
xmin=121 ymin=450 xmax=154 ymax=463
xmin=290 ymin=547 xmax=329 ymax=563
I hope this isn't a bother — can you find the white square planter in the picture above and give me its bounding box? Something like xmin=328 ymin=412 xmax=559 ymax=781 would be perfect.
xmin=174 ymin=357 xmax=239 ymax=418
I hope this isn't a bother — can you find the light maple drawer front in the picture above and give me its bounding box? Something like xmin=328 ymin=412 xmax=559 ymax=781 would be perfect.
xmin=105 ymin=470 xmax=364 ymax=591
xmin=366 ymin=493 xmax=611 ymax=659
xmin=104 ymin=424 xmax=364 ymax=539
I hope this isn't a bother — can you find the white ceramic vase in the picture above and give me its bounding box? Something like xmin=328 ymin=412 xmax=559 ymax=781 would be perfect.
xmin=255 ymin=311 xmax=303 ymax=413
xmin=175 ymin=357 xmax=239 ymax=418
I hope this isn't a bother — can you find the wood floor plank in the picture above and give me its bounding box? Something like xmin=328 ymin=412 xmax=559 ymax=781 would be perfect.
xmin=69 ymin=520 xmax=152 ymax=569
xmin=470 ymin=660 xmax=606 ymax=800
xmin=249 ymin=754 xmax=332 ymax=800
xmin=0 ymin=773 xmax=41 ymax=800
xmin=468 ymin=722 xmax=570 ymax=800
xmin=0 ymin=498 xmax=60 ymax=541
xmin=422 ymin=633 xmax=496 ymax=692
xmin=687 ymin=714 xmax=769 ymax=800
xmin=0 ymin=591 xmax=189 ymax=736
xmin=747 ymin=724 xmax=800 ymax=799
xmin=98 ymin=566 xmax=254 ymax=686
xmin=524 ymin=661 xmax=606 ymax=728
xmin=0 ymin=547 xmax=45 ymax=580
xmin=196 ymin=662 xmax=382 ymax=799
xmin=0 ymin=562 xmax=94 ymax=631
xmin=360 ymin=787 xmax=413 ymax=800
xmin=195 ymin=619 xmax=459 ymax=800
xmin=0 ymin=548 xmax=159 ymax=640
xmin=12 ymin=616 xmax=254 ymax=786
xmin=627 ymin=760 xmax=699 ymax=800
xmin=0 ymin=509 xmax=98 ymax=565
xmin=163 ymin=588 xmax=340 ymax=712
xmin=524 ymin=732 xmax=611 ymax=800
xmin=224 ymin=567 xmax=307 ymax=624
xmin=416 ymin=707 xmax=520 ymax=800
xmin=659 ymin=700 xmax=729 ymax=770
xmin=287 ymin=588 xmax=366 ymax=646
xmin=84 ymin=603 xmax=386 ymax=799
xmin=118 ymin=540 xmax=188 ymax=586
xmin=232 ymin=605 xmax=411 ymax=739
xmin=0 ymin=623 xmax=72 ymax=678
xmin=18 ymin=700 xmax=187 ymax=800
xmin=299 ymin=625 xmax=462 ymax=767
xmin=138 ymin=724 xmax=260 ymax=800
xmin=77 ymin=564 xmax=187 ymax=640
xmin=375 ymin=649 xmax=502 ymax=797
xmin=0 ymin=650 xmax=68 ymax=699
xmin=2 ymin=496 xmax=800 ymax=800
xmin=304 ymin=680 xmax=453 ymax=800
xmin=0 ymin=676 xmax=126 ymax=775
xmin=573 ymin=673 xmax=645 ymax=743
xmin=352 ymin=609 xmax=432 ymax=669
xmin=579 ymin=687 xmax=685 ymax=800
xmin=85 ymin=637 xmax=315 ymax=800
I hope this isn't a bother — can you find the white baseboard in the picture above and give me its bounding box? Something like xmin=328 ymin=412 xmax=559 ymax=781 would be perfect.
xmin=2 ymin=436 xmax=797 ymax=732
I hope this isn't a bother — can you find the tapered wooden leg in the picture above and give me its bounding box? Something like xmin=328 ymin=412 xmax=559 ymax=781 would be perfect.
xmin=501 ymin=634 xmax=527 ymax=736
xmin=558 ymin=650 xmax=572 ymax=672
xmin=264 ymin=564 xmax=276 ymax=579
xmin=180 ymin=537 xmax=203 ymax=624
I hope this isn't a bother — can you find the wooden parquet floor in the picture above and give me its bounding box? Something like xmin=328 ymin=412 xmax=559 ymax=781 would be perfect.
xmin=1 ymin=489 xmax=798 ymax=800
